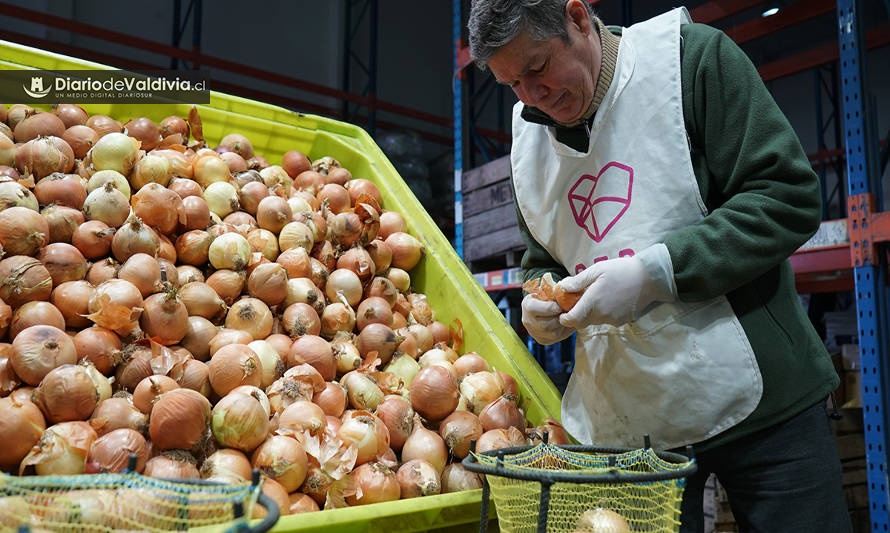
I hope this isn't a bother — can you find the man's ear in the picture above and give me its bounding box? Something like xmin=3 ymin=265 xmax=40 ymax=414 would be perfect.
xmin=566 ymin=0 xmax=593 ymax=36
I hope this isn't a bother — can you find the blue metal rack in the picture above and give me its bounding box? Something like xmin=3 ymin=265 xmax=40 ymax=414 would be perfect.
xmin=837 ymin=0 xmax=890 ymax=530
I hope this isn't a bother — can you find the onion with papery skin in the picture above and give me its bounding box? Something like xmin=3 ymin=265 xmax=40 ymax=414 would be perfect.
xmin=225 ymin=296 xmax=274 ymax=340
xmin=88 ymin=396 xmax=147 ymax=436
xmin=474 ymin=426 xmax=527 ymax=454
xmin=86 ymin=427 xmax=148 ymax=473
xmin=275 ymin=399 xmax=327 ymax=440
xmin=140 ymin=289 xmax=189 ymax=346
xmin=42 ymin=204 xmax=85 ymax=244
xmin=442 ymin=462 xmax=483 ymax=493
xmin=409 ymin=364 xmax=459 ymax=422
xmin=82 ymin=182 xmax=130 ymax=228
xmin=575 ymin=508 xmax=632 ymax=533
xmin=251 ymin=434 xmax=308 ymax=493
xmin=131 ymin=182 xmax=184 ymax=235
xmin=208 ymin=231 xmax=251 ymax=271
xmin=143 ymin=450 xmax=200 ymax=479
xmin=338 ymin=409 xmax=388 ymax=467
xmin=9 ymin=301 xmax=65 ymax=339
xmin=11 ymin=324 xmax=77 ymax=386
xmin=439 ymin=410 xmax=484 ymax=459
xmin=280 ymin=302 xmax=321 ymax=338
xmin=20 ymin=420 xmax=97 ymax=476
xmin=87 ymin=131 xmax=141 ymax=175
xmin=460 ymin=371 xmax=504 ymax=415
xmin=312 ymin=381 xmax=348 ymax=418
xmin=375 ymin=394 xmax=414 ymax=452
xmin=202 ymin=448 xmax=253 ymax=484
xmin=211 ymin=391 xmax=270 ymax=453
xmin=32 ymin=363 xmax=100 ymax=423
xmin=207 ymin=343 xmax=262 ymax=397
xmin=148 ymin=387 xmax=211 ymax=451
xmin=132 ymin=374 xmax=180 ymax=414
xmin=355 ymin=322 xmax=400 ymax=365
xmin=0 ymin=395 xmax=45 ymax=468
xmin=246 ymin=263 xmax=288 ymax=307
xmin=63 ymin=124 xmax=99 ymax=159
xmin=396 ymin=459 xmax=441 ymax=498
xmin=0 ymin=205 xmax=48 ymax=257
xmin=478 ymin=395 xmax=527 ymax=432
xmin=340 ymin=370 xmax=385 ymax=412
xmin=15 ymin=135 xmax=75 ymax=179
xmin=288 ymin=334 xmax=335 ymax=381
xmin=343 ymin=461 xmax=401 ymax=507
xmin=401 ymin=414 xmax=448 ymax=474
xmin=248 ymin=339 xmax=285 ymax=389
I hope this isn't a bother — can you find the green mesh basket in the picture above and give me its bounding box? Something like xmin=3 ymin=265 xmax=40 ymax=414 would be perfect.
xmin=462 ymin=437 xmax=696 ymax=533
xmin=0 ymin=469 xmax=279 ymax=532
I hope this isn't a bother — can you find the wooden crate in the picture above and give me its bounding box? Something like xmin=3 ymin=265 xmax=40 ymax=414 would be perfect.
xmin=461 ymin=156 xmax=525 ymax=269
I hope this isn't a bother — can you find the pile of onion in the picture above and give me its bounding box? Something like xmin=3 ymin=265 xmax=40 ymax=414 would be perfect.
xmin=0 ymin=103 xmax=567 ymax=522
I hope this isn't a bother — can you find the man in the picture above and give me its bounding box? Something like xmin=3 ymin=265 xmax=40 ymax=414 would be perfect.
xmin=467 ymin=1 xmax=852 ymax=531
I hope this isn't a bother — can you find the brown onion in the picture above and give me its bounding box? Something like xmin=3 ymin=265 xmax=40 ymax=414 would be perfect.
xmin=439 ymin=410 xmax=485 ymax=459
xmin=0 ymin=206 xmax=48 ymax=257
xmin=251 ymin=434 xmax=308 ymax=493
xmin=225 ymin=297 xmax=274 ymax=340
xmin=410 ymin=365 xmax=459 ymax=422
xmin=374 ymin=394 xmax=414 ymax=452
xmin=401 ymin=415 xmax=448 ymax=474
xmin=396 ymin=459 xmax=441 ymax=498
xmin=288 ymin=334 xmax=336 ymax=382
xmin=10 ymin=324 xmax=77 ymax=386
xmin=132 ymin=374 xmax=180 ymax=414
xmin=0 ymin=395 xmax=46 ymax=468
xmin=140 ymin=289 xmax=189 ymax=346
xmin=207 ymin=343 xmax=262 ymax=397
xmin=72 ymin=219 xmax=115 ymax=260
xmin=88 ymin=396 xmax=147 ymax=436
xmin=87 ymin=427 xmax=148 ymax=474
xmin=211 ymin=391 xmax=270 ymax=453
xmin=148 ymin=388 xmax=212 ymax=451
xmin=143 ymin=450 xmax=200 ymax=479
xmin=201 ymin=448 xmax=253 ymax=484
xmin=312 ymin=381 xmax=348 ymax=418
xmin=441 ymin=462 xmax=483 ymax=493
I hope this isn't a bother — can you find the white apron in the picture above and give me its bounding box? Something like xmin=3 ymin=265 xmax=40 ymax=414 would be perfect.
xmin=510 ymin=8 xmax=763 ymax=450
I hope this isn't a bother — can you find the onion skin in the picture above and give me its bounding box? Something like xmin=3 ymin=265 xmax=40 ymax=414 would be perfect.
xmin=148 ymin=388 xmax=212 ymax=451
xmin=10 ymin=324 xmax=77 ymax=386
xmin=0 ymin=395 xmax=46 ymax=468
xmin=409 ymin=365 xmax=459 ymax=422
xmin=32 ymin=363 xmax=100 ymax=423
xmin=211 ymin=391 xmax=270 ymax=453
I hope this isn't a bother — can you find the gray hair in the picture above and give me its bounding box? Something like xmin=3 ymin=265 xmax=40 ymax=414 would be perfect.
xmin=467 ymin=0 xmax=596 ymax=69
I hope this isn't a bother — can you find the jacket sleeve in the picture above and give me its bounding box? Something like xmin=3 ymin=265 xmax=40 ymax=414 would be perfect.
xmin=667 ymin=23 xmax=822 ymax=301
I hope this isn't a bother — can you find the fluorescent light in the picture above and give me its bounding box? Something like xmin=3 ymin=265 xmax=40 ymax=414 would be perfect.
xmin=762 ymin=7 xmax=780 ymax=17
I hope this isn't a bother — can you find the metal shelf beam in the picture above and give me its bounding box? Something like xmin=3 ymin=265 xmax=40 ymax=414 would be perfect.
xmin=836 ymin=0 xmax=890 ymax=530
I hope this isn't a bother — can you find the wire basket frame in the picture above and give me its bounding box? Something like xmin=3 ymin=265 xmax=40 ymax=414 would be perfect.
xmin=462 ymin=435 xmax=697 ymax=533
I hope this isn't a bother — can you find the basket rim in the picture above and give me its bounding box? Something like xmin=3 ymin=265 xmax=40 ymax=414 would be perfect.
xmin=461 ymin=443 xmax=697 ymax=485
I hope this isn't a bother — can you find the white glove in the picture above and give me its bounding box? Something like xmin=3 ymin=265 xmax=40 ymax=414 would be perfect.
xmin=558 ymin=243 xmax=677 ymax=328
xmin=521 ymin=293 xmax=574 ymax=345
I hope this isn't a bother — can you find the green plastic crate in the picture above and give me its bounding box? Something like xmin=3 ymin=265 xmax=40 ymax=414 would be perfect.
xmin=0 ymin=40 xmax=563 ymax=532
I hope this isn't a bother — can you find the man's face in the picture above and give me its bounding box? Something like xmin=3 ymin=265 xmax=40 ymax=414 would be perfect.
xmin=486 ymin=5 xmax=597 ymax=125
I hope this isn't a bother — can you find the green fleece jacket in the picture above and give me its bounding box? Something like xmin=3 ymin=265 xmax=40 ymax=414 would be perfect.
xmin=515 ymin=22 xmax=840 ymax=452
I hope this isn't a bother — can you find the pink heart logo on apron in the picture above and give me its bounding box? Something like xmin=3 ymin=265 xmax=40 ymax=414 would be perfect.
xmin=568 ymin=161 xmax=634 ymax=242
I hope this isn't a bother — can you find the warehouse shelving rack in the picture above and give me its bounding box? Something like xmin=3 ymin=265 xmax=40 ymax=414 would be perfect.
xmin=452 ymin=0 xmax=890 ymax=530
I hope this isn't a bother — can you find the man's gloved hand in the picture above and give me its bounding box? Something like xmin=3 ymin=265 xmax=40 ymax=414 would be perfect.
xmin=521 ymin=293 xmax=574 ymax=345
xmin=558 ymin=243 xmax=677 ymax=329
